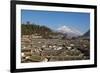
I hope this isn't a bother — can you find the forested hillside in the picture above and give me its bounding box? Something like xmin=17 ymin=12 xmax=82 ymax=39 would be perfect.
xmin=21 ymin=24 xmax=59 ymax=38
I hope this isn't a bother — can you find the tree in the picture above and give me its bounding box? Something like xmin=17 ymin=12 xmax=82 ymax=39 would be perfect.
xmin=26 ymin=21 xmax=30 ymax=25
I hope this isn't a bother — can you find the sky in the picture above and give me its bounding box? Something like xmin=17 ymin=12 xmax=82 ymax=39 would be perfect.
xmin=21 ymin=10 xmax=90 ymax=34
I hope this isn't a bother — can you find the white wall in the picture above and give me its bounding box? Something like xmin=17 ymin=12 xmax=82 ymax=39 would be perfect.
xmin=0 ymin=0 xmax=99 ymax=73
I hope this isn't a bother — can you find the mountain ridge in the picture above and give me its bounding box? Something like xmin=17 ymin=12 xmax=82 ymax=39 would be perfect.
xmin=57 ymin=25 xmax=82 ymax=37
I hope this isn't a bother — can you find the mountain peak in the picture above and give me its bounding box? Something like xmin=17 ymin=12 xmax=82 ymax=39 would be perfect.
xmin=57 ymin=25 xmax=82 ymax=37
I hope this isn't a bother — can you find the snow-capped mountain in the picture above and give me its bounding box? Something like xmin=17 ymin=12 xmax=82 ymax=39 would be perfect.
xmin=57 ymin=25 xmax=82 ymax=37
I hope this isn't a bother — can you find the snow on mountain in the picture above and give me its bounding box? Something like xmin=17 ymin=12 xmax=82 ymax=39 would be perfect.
xmin=57 ymin=25 xmax=82 ymax=37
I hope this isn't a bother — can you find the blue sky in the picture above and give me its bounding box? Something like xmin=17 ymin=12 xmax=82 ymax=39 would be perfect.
xmin=21 ymin=10 xmax=90 ymax=34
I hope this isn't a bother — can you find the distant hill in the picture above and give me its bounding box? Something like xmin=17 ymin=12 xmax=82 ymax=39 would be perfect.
xmin=77 ymin=30 xmax=90 ymax=39
xmin=21 ymin=23 xmax=60 ymax=38
xmin=83 ymin=30 xmax=90 ymax=37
